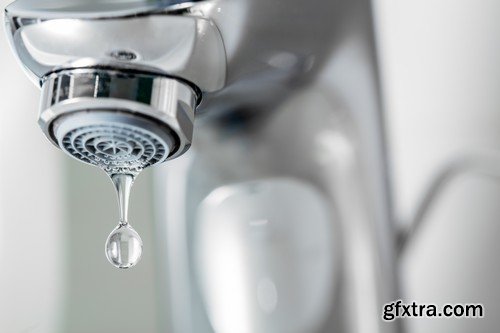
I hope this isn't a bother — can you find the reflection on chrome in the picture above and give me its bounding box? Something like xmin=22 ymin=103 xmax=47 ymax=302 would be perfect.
xmin=193 ymin=179 xmax=337 ymax=333
xmin=4 ymin=0 xmax=406 ymax=332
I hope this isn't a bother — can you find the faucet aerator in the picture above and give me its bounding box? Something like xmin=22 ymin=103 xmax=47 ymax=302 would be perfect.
xmin=39 ymin=69 xmax=197 ymax=173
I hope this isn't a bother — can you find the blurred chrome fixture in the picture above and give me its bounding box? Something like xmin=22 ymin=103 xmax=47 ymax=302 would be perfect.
xmin=5 ymin=0 xmax=226 ymax=166
xmin=5 ymin=1 xmax=404 ymax=333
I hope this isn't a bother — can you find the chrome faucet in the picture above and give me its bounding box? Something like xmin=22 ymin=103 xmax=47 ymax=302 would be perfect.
xmin=5 ymin=0 xmax=227 ymax=171
xmin=5 ymin=0 xmax=403 ymax=332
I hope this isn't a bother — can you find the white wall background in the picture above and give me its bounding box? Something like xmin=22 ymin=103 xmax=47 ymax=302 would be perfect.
xmin=376 ymin=0 xmax=500 ymax=332
xmin=0 ymin=5 xmax=65 ymax=331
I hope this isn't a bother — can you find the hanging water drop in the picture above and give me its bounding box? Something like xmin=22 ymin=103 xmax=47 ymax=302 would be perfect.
xmin=105 ymin=223 xmax=143 ymax=269
xmin=105 ymin=173 xmax=143 ymax=269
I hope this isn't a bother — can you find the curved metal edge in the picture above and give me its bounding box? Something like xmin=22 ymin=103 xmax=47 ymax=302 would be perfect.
xmin=4 ymin=1 xmax=227 ymax=93
xmin=5 ymin=0 xmax=204 ymax=21
xmin=39 ymin=71 xmax=197 ymax=160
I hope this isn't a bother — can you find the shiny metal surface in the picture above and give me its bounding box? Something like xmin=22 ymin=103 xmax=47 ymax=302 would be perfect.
xmin=5 ymin=0 xmax=221 ymax=172
xmin=153 ymin=1 xmax=401 ymax=333
xmin=194 ymin=179 xmax=338 ymax=333
xmin=159 ymin=66 xmax=400 ymax=333
xmin=191 ymin=0 xmax=339 ymax=115
xmin=4 ymin=0 xmax=401 ymax=333
xmin=5 ymin=1 xmax=226 ymax=92
xmin=3 ymin=1 xmax=500 ymax=333
xmin=40 ymin=69 xmax=197 ymax=160
xmin=5 ymin=0 xmax=338 ymax=114
xmin=5 ymin=0 xmax=201 ymax=19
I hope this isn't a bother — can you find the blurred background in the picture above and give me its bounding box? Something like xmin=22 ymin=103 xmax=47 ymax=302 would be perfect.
xmin=1 ymin=0 xmax=500 ymax=332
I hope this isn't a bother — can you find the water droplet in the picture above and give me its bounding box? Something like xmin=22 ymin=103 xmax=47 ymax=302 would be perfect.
xmin=104 ymin=173 xmax=143 ymax=269
xmin=105 ymin=223 xmax=143 ymax=269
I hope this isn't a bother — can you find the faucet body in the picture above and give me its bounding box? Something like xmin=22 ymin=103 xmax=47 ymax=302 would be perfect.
xmin=158 ymin=2 xmax=403 ymax=332
xmin=5 ymin=0 xmax=402 ymax=332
